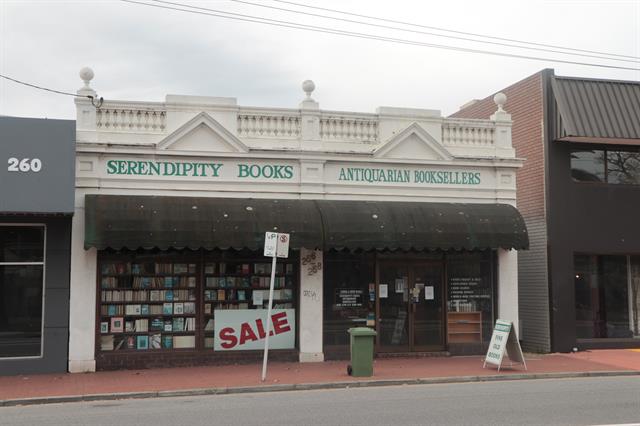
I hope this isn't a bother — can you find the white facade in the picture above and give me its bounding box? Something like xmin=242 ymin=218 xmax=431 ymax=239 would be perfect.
xmin=69 ymin=70 xmax=522 ymax=372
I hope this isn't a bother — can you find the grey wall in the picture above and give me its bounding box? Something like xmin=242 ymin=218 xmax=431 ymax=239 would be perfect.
xmin=0 ymin=216 xmax=72 ymax=375
xmin=0 ymin=117 xmax=75 ymax=214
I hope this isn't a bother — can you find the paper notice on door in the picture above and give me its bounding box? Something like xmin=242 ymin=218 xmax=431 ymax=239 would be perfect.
xmin=379 ymin=284 xmax=388 ymax=298
xmin=425 ymin=286 xmax=434 ymax=300
xmin=395 ymin=278 xmax=405 ymax=293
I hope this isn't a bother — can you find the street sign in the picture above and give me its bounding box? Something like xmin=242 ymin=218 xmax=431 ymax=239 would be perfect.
xmin=276 ymin=233 xmax=290 ymax=258
xmin=264 ymin=232 xmax=278 ymax=257
xmin=483 ymin=319 xmax=527 ymax=371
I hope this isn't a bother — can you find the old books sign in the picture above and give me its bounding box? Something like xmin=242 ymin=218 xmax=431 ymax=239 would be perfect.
xmin=483 ymin=319 xmax=527 ymax=371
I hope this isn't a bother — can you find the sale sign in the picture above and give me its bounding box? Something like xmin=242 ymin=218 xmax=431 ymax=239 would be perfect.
xmin=214 ymin=309 xmax=295 ymax=351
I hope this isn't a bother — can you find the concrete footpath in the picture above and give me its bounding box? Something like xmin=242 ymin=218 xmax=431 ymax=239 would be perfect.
xmin=1 ymin=349 xmax=639 ymax=406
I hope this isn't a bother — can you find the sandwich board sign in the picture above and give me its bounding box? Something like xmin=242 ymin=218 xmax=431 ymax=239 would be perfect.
xmin=483 ymin=319 xmax=527 ymax=371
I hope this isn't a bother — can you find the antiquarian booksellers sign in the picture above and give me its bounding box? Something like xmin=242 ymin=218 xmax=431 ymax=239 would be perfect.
xmin=337 ymin=167 xmax=481 ymax=185
xmin=214 ymin=309 xmax=295 ymax=351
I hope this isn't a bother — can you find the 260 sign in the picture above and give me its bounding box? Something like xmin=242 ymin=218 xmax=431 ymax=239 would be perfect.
xmin=7 ymin=157 xmax=42 ymax=173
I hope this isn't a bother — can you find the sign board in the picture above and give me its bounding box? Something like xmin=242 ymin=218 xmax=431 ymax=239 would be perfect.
xmin=214 ymin=309 xmax=295 ymax=351
xmin=335 ymin=288 xmax=364 ymax=308
xmin=264 ymin=232 xmax=290 ymax=258
xmin=0 ymin=117 xmax=75 ymax=213
xmin=264 ymin=232 xmax=278 ymax=257
xmin=483 ymin=319 xmax=527 ymax=371
xmin=276 ymin=233 xmax=290 ymax=258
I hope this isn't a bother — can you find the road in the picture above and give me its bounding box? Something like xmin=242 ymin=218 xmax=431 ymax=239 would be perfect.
xmin=1 ymin=376 xmax=639 ymax=425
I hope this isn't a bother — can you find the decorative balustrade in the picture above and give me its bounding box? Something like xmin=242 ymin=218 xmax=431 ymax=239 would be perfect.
xmin=442 ymin=120 xmax=495 ymax=147
xmin=320 ymin=116 xmax=378 ymax=143
xmin=237 ymin=113 xmax=300 ymax=138
xmin=96 ymin=107 xmax=166 ymax=133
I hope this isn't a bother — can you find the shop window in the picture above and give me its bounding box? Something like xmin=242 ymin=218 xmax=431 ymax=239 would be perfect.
xmin=574 ymin=255 xmax=635 ymax=339
xmin=323 ymin=251 xmax=375 ymax=348
xmin=0 ymin=225 xmax=45 ymax=358
xmin=446 ymin=251 xmax=494 ymax=345
xmin=571 ymin=148 xmax=640 ymax=184
xmin=97 ymin=250 xmax=297 ymax=353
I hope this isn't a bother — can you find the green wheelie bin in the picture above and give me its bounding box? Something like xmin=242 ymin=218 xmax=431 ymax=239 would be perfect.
xmin=347 ymin=327 xmax=377 ymax=377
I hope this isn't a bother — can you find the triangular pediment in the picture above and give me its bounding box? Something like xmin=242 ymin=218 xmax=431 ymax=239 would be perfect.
xmin=158 ymin=112 xmax=249 ymax=153
xmin=374 ymin=123 xmax=452 ymax=160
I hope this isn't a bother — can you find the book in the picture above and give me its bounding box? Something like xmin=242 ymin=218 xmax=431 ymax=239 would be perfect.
xmin=140 ymin=304 xmax=150 ymax=315
xmin=127 ymin=336 xmax=136 ymax=349
xmin=163 ymin=303 xmax=173 ymax=315
xmin=149 ymin=290 xmax=161 ymax=301
xmin=172 ymin=317 xmax=185 ymax=331
xmin=150 ymin=317 xmax=164 ymax=331
xmin=173 ymin=335 xmax=195 ymax=349
xmin=162 ymin=335 xmax=173 ymax=349
xmin=136 ymin=335 xmax=149 ymax=350
xmin=164 ymin=277 xmax=174 ymax=288
xmin=110 ymin=317 xmax=124 ymax=333
xmin=107 ymin=305 xmax=118 ymax=316
xmin=204 ymin=263 xmax=215 ymax=274
xmin=205 ymin=319 xmax=215 ymax=331
xmin=125 ymin=304 xmax=141 ymax=316
xmin=100 ymin=335 xmax=114 ymax=351
xmin=165 ymin=290 xmax=174 ymax=301
xmin=174 ymin=302 xmax=184 ymax=315
xmin=125 ymin=321 xmax=135 ymax=332
xmin=217 ymin=289 xmax=226 ymax=301
xmin=183 ymin=302 xmax=196 ymax=314
xmin=100 ymin=322 xmax=109 ymax=334
xmin=150 ymin=334 xmax=161 ymax=349
xmin=135 ymin=319 xmax=148 ymax=332
xmin=163 ymin=320 xmax=172 ymax=332
xmin=204 ymin=303 xmax=212 ymax=315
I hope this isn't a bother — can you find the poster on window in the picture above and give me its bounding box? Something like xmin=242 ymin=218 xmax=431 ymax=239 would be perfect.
xmin=214 ymin=309 xmax=295 ymax=351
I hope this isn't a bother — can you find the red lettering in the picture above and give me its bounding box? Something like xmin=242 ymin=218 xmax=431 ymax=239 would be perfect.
xmin=272 ymin=312 xmax=291 ymax=335
xmin=239 ymin=322 xmax=258 ymax=345
xmin=219 ymin=327 xmax=237 ymax=349
xmin=256 ymin=318 xmax=266 ymax=339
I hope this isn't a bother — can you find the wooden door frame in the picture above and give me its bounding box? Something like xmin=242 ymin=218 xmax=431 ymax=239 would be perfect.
xmin=375 ymin=257 xmax=446 ymax=353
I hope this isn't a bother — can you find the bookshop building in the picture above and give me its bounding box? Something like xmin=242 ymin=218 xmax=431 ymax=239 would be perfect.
xmin=69 ymin=70 xmax=528 ymax=372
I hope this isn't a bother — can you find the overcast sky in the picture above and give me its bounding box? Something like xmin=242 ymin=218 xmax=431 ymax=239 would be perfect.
xmin=1 ymin=0 xmax=638 ymax=119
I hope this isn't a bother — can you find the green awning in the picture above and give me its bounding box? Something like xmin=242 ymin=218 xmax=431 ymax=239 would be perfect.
xmin=84 ymin=195 xmax=323 ymax=251
xmin=85 ymin=195 xmax=529 ymax=251
xmin=316 ymin=201 xmax=529 ymax=251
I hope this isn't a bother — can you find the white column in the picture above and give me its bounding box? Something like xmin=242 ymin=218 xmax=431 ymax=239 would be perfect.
xmin=68 ymin=194 xmax=97 ymax=373
xmin=298 ymin=248 xmax=324 ymax=362
xmin=498 ymin=248 xmax=519 ymax=336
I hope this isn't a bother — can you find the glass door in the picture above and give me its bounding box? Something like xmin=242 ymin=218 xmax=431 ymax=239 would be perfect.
xmin=377 ymin=261 xmax=444 ymax=352
xmin=411 ymin=263 xmax=445 ymax=351
xmin=378 ymin=263 xmax=410 ymax=352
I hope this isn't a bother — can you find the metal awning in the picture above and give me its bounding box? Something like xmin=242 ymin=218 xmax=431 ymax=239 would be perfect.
xmin=85 ymin=195 xmax=529 ymax=251
xmin=316 ymin=200 xmax=528 ymax=251
xmin=84 ymin=195 xmax=323 ymax=251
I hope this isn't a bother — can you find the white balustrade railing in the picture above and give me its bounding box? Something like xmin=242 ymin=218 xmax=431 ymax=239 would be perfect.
xmin=237 ymin=113 xmax=300 ymax=138
xmin=320 ymin=116 xmax=378 ymax=143
xmin=96 ymin=107 xmax=166 ymax=133
xmin=442 ymin=120 xmax=495 ymax=147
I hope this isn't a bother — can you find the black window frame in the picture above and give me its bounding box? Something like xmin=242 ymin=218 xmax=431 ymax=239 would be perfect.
xmin=571 ymin=146 xmax=640 ymax=185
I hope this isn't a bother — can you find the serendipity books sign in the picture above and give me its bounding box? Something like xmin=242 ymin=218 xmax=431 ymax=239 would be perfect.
xmin=483 ymin=319 xmax=527 ymax=371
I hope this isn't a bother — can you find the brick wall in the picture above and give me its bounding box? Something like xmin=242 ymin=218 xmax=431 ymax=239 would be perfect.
xmin=451 ymin=71 xmax=551 ymax=352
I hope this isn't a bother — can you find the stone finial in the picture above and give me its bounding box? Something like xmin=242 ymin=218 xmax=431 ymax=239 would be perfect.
xmin=493 ymin=92 xmax=507 ymax=112
xmin=78 ymin=66 xmax=96 ymax=96
xmin=302 ymin=80 xmax=315 ymax=100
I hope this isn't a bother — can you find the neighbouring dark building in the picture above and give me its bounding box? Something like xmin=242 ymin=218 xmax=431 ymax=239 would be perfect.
xmin=453 ymin=70 xmax=640 ymax=352
xmin=0 ymin=116 xmax=75 ymax=374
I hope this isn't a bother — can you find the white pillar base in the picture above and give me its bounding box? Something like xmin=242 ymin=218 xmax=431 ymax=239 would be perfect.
xmin=68 ymin=359 xmax=96 ymax=373
xmin=299 ymin=352 xmax=325 ymax=363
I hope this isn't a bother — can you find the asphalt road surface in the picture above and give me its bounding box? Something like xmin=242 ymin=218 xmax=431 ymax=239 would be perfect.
xmin=1 ymin=376 xmax=639 ymax=426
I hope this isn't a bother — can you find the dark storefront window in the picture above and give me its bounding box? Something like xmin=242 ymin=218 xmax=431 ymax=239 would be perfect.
xmin=574 ymin=255 xmax=637 ymax=339
xmin=571 ymin=148 xmax=640 ymax=185
xmin=98 ymin=249 xmax=297 ymax=353
xmin=446 ymin=251 xmax=494 ymax=346
xmin=0 ymin=226 xmax=45 ymax=357
xmin=323 ymin=251 xmax=375 ymax=348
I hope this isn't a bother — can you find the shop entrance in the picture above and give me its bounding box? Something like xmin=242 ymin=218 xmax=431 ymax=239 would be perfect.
xmin=377 ymin=261 xmax=445 ymax=352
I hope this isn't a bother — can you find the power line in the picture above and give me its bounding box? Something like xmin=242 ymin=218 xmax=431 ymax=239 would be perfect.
xmin=273 ymin=0 xmax=640 ymax=61
xmin=224 ymin=0 xmax=639 ymax=64
xmin=123 ymin=0 xmax=640 ymax=72
xmin=0 ymin=73 xmax=103 ymax=106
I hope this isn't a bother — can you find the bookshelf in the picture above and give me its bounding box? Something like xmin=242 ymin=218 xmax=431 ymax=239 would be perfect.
xmin=202 ymin=261 xmax=295 ymax=348
xmin=99 ymin=261 xmax=198 ymax=351
xmin=446 ymin=311 xmax=482 ymax=344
